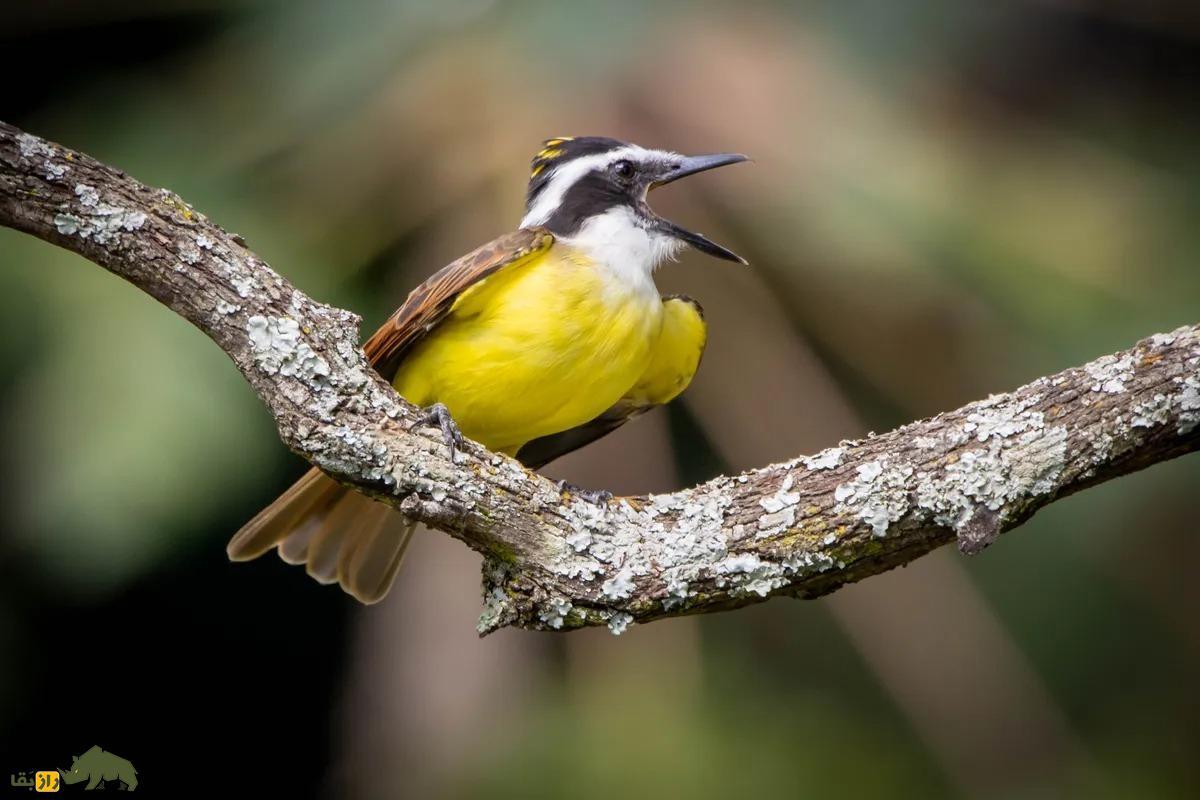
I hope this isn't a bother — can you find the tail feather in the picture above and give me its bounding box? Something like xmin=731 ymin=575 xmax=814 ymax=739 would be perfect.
xmin=228 ymin=467 xmax=414 ymax=604
xmin=341 ymin=511 xmax=415 ymax=604
xmin=277 ymin=516 xmax=322 ymax=565
xmin=305 ymin=495 xmax=363 ymax=584
xmin=227 ymin=468 xmax=337 ymax=562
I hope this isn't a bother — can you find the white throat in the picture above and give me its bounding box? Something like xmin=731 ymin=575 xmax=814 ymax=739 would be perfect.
xmin=556 ymin=206 xmax=682 ymax=288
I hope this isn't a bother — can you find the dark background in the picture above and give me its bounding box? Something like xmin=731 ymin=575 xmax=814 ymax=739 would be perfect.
xmin=2 ymin=1 xmax=1199 ymax=797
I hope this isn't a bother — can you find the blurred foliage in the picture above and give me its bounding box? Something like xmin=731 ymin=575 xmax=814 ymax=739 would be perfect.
xmin=1 ymin=0 xmax=1198 ymax=798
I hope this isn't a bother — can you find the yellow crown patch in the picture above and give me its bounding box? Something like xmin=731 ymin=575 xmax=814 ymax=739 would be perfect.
xmin=531 ymin=137 xmax=574 ymax=178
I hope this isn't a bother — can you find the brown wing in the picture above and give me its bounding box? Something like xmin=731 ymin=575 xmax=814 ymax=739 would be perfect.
xmin=363 ymin=227 xmax=554 ymax=377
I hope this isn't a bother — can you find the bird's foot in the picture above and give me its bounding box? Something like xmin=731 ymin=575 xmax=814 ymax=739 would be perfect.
xmin=556 ymin=479 xmax=614 ymax=505
xmin=410 ymin=402 xmax=465 ymax=463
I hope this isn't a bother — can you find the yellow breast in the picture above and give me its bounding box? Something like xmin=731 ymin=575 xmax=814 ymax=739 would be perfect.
xmin=391 ymin=244 xmax=663 ymax=454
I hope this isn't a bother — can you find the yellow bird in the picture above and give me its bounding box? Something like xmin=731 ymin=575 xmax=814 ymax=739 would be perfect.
xmin=227 ymin=136 xmax=748 ymax=603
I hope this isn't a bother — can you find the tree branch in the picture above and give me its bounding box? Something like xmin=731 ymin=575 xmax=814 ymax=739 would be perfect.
xmin=3 ymin=120 xmax=1198 ymax=635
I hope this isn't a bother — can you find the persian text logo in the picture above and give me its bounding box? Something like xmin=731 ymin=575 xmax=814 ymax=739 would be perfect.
xmin=35 ymin=771 xmax=60 ymax=793
xmin=7 ymin=770 xmax=59 ymax=792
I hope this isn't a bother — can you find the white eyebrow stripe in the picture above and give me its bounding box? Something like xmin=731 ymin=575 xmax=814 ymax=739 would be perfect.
xmin=519 ymin=145 xmax=677 ymax=228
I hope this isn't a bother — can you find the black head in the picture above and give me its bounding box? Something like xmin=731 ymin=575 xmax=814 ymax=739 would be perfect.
xmin=520 ymin=136 xmax=748 ymax=264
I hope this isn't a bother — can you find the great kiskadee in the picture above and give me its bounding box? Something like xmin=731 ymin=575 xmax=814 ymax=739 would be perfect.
xmin=227 ymin=136 xmax=748 ymax=603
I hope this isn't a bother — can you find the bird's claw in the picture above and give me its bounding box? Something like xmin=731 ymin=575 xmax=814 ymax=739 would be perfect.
xmin=556 ymin=479 xmax=614 ymax=505
xmin=411 ymin=402 xmax=465 ymax=462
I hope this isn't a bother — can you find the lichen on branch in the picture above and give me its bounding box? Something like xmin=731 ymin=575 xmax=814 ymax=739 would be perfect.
xmin=2 ymin=120 xmax=1198 ymax=635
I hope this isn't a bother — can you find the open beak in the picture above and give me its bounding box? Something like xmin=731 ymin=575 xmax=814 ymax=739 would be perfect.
xmin=649 ymin=153 xmax=749 ymax=264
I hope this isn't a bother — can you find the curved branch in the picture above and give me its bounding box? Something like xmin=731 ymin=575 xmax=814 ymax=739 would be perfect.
xmin=2 ymin=120 xmax=1198 ymax=635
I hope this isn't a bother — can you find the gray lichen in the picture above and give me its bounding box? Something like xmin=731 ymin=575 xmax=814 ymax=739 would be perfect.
xmin=607 ymin=612 xmax=634 ymax=636
xmin=52 ymin=183 xmax=147 ymax=245
xmin=786 ymin=550 xmax=840 ymax=574
xmin=663 ymin=577 xmax=690 ymax=610
xmin=834 ymin=460 xmax=913 ymax=537
xmin=1149 ymin=332 xmax=1177 ymax=347
xmin=538 ymin=597 xmax=573 ymax=630
xmin=965 ymin=402 xmax=1044 ymax=442
xmin=1085 ymin=353 xmax=1135 ymax=394
xmin=54 ymin=214 xmax=83 ymax=235
xmin=757 ymin=472 xmax=801 ymax=537
xmin=17 ymin=132 xmax=49 ymax=160
xmin=1179 ymin=375 xmax=1200 ymax=434
xmin=246 ymin=315 xmax=331 ymax=383
xmin=232 ymin=274 xmax=255 ymax=298
xmin=539 ymin=477 xmax=845 ymax=620
xmin=179 ymin=245 xmax=202 ymax=265
xmin=916 ymin=423 xmax=1068 ymax=538
xmin=1131 ymin=393 xmax=1173 ymax=428
xmin=75 ymin=183 xmax=100 ymax=207
xmin=601 ymin=567 xmax=636 ymax=600
xmin=711 ymin=553 xmax=787 ymax=596
xmin=564 ymin=529 xmax=594 ymax=553
xmin=477 ymin=560 xmax=516 ymax=633
xmin=802 ymin=446 xmax=844 ymax=470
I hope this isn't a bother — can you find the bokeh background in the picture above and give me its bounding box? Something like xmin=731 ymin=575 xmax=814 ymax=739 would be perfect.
xmin=2 ymin=1 xmax=1199 ymax=797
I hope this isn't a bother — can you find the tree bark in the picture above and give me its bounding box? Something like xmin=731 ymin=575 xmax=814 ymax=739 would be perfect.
xmin=3 ymin=120 xmax=1198 ymax=635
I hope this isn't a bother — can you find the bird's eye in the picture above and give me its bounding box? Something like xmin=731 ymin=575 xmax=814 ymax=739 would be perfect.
xmin=612 ymin=160 xmax=635 ymax=181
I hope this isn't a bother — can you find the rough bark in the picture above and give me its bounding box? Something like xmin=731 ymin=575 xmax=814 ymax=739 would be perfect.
xmin=2 ymin=120 xmax=1198 ymax=635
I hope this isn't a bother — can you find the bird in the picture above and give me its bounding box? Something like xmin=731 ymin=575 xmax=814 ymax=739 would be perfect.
xmin=226 ymin=136 xmax=748 ymax=603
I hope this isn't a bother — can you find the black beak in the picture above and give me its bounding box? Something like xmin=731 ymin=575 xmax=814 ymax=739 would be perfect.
xmin=649 ymin=153 xmax=749 ymax=264
xmin=653 ymin=152 xmax=749 ymax=187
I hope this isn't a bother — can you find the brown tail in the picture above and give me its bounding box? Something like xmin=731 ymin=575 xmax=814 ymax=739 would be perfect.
xmin=227 ymin=468 xmax=415 ymax=604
